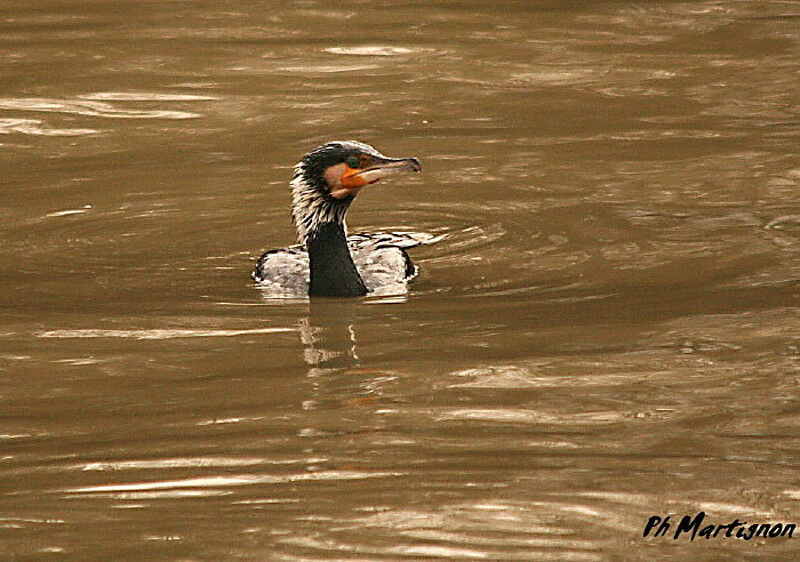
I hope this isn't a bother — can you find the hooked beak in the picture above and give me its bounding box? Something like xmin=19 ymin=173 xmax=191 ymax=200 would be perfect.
xmin=342 ymin=156 xmax=422 ymax=186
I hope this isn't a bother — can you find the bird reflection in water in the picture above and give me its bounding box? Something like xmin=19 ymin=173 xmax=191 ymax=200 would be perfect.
xmin=296 ymin=298 xmax=393 ymax=418
xmin=299 ymin=298 xmax=360 ymax=380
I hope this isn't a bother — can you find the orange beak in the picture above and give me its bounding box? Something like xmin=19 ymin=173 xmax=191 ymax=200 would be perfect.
xmin=341 ymin=156 xmax=422 ymax=189
xmin=341 ymin=165 xmax=371 ymax=188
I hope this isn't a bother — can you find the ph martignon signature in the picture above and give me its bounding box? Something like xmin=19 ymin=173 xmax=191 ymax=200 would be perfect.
xmin=643 ymin=512 xmax=795 ymax=541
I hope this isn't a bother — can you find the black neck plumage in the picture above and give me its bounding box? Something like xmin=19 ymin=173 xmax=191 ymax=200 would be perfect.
xmin=307 ymin=222 xmax=368 ymax=297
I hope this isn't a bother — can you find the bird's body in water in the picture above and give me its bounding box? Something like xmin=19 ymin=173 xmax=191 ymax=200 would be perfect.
xmin=252 ymin=141 xmax=430 ymax=297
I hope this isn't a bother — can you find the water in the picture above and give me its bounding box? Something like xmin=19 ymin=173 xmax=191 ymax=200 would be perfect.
xmin=2 ymin=0 xmax=800 ymax=559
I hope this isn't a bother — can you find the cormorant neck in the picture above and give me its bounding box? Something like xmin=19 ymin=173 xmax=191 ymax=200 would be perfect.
xmin=307 ymin=222 xmax=368 ymax=297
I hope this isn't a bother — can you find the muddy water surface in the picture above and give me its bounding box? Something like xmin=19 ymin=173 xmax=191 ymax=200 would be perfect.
xmin=2 ymin=0 xmax=800 ymax=559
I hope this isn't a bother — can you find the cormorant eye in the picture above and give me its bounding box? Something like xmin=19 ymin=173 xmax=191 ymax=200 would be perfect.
xmin=345 ymin=156 xmax=360 ymax=169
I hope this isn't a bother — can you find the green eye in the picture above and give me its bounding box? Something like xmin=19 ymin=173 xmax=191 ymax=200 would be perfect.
xmin=345 ymin=156 xmax=360 ymax=168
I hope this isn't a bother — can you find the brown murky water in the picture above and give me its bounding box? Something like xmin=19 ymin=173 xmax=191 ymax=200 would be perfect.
xmin=2 ymin=0 xmax=800 ymax=559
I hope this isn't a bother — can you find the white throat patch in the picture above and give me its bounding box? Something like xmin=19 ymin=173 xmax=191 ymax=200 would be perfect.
xmin=290 ymin=161 xmax=351 ymax=244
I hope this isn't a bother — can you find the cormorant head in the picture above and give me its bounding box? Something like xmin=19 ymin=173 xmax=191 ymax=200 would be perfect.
xmin=290 ymin=140 xmax=421 ymax=243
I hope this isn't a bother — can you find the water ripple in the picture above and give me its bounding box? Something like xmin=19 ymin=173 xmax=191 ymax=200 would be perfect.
xmin=79 ymin=92 xmax=217 ymax=102
xmin=0 ymin=98 xmax=200 ymax=119
xmin=79 ymin=457 xmax=268 ymax=471
xmin=38 ymin=328 xmax=293 ymax=339
xmin=65 ymin=471 xmax=405 ymax=494
xmin=45 ymin=206 xmax=93 ymax=218
xmin=324 ymin=46 xmax=417 ymax=56
xmin=437 ymin=409 xmax=634 ymax=425
xmin=0 ymin=118 xmax=97 ymax=136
